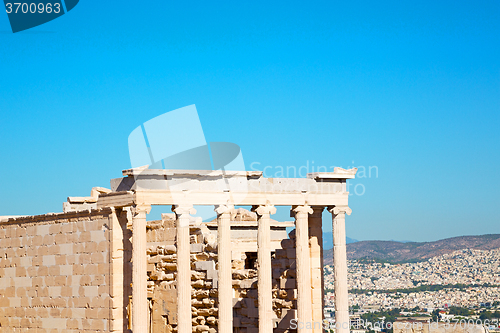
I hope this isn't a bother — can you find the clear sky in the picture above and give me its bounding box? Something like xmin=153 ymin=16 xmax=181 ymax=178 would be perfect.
xmin=1 ymin=1 xmax=498 ymax=242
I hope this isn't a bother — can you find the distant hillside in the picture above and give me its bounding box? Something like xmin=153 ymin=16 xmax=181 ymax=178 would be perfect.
xmin=323 ymin=234 xmax=500 ymax=264
xmin=322 ymin=232 xmax=357 ymax=249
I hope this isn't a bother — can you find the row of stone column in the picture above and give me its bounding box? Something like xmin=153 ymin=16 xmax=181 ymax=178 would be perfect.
xmin=130 ymin=204 xmax=351 ymax=333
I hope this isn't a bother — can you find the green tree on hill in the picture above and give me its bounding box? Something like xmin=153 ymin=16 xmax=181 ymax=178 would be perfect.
xmin=448 ymin=306 xmax=472 ymax=316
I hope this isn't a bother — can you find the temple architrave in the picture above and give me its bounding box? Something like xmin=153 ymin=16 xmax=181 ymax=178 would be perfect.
xmin=0 ymin=166 xmax=357 ymax=333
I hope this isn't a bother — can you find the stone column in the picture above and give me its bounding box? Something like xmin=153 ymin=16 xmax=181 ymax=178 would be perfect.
xmin=131 ymin=204 xmax=151 ymax=333
xmin=253 ymin=204 xmax=277 ymax=333
xmin=309 ymin=206 xmax=325 ymax=333
xmin=173 ymin=205 xmax=196 ymax=333
xmin=215 ymin=204 xmax=234 ymax=333
xmin=292 ymin=205 xmax=313 ymax=333
xmin=329 ymin=206 xmax=352 ymax=333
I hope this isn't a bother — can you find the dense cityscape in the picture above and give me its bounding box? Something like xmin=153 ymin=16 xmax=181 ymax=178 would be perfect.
xmin=324 ymin=248 xmax=500 ymax=328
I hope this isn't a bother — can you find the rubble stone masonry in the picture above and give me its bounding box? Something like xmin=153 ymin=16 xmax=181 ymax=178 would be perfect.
xmin=144 ymin=213 xmax=298 ymax=333
xmin=0 ymin=208 xmax=300 ymax=333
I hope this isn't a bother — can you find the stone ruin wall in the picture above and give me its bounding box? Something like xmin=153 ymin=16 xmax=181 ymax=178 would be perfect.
xmin=144 ymin=212 xmax=299 ymax=333
xmin=0 ymin=209 xmax=115 ymax=333
xmin=0 ymin=207 xmax=300 ymax=333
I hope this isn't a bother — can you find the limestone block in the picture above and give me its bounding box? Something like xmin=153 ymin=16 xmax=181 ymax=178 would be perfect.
xmin=60 ymin=223 xmax=72 ymax=234
xmin=204 ymin=233 xmax=216 ymax=244
xmin=73 ymin=243 xmax=85 ymax=254
xmin=85 ymin=241 xmax=99 ymax=253
xmin=161 ymin=245 xmax=176 ymax=254
xmin=232 ymin=270 xmax=249 ymax=280
xmin=202 ymin=298 xmax=214 ymax=307
xmin=196 ymin=325 xmax=210 ymax=333
xmin=16 ymin=266 xmax=26 ymax=277
xmin=162 ymin=263 xmax=177 ymax=271
xmin=274 ymin=299 xmax=293 ymax=308
xmin=232 ymin=259 xmax=245 ymax=270
xmin=55 ymin=255 xmax=67 ymax=265
xmin=84 ymin=264 xmax=99 ymax=275
xmin=194 ymin=253 xmax=210 ymax=261
xmin=190 ymin=234 xmax=198 ymax=244
xmin=192 ymin=280 xmax=205 ymax=288
xmin=190 ymin=243 xmax=204 ymax=253
xmin=74 ymin=308 xmax=87 ymax=320
xmin=192 ymin=299 xmax=204 ymax=307
xmin=239 ymin=279 xmax=257 ymax=289
xmin=40 ymin=317 xmax=66 ymax=329
xmin=149 ymin=255 xmax=166 ymax=263
xmin=247 ymin=270 xmax=258 ymax=279
xmin=37 ymin=224 xmax=50 ymax=236
xmin=163 ymin=273 xmax=175 ymax=280
xmin=67 ymin=232 xmax=78 ymax=243
xmin=192 ymin=271 xmax=206 ymax=280
xmin=193 ymin=290 xmax=209 ymax=299
xmin=197 ymin=308 xmax=210 ymax=316
xmin=195 ymin=261 xmax=216 ymax=273
xmin=79 ymin=231 xmax=91 ymax=243
xmin=31 ymin=235 xmax=43 ymax=247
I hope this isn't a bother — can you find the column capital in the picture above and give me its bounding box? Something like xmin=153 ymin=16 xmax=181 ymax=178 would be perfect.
xmin=131 ymin=204 xmax=151 ymax=215
xmin=214 ymin=204 xmax=235 ymax=215
xmin=292 ymin=204 xmax=313 ymax=216
xmin=252 ymin=204 xmax=276 ymax=216
xmin=172 ymin=204 xmax=196 ymax=216
xmin=328 ymin=205 xmax=352 ymax=216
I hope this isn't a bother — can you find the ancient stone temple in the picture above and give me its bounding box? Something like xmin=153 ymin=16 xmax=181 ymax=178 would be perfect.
xmin=0 ymin=167 xmax=356 ymax=333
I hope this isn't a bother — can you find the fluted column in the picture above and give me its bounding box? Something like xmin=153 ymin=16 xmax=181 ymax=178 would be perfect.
xmin=292 ymin=205 xmax=313 ymax=333
xmin=173 ymin=204 xmax=196 ymax=333
xmin=329 ymin=206 xmax=352 ymax=333
xmin=253 ymin=204 xmax=277 ymax=333
xmin=131 ymin=204 xmax=151 ymax=333
xmin=215 ymin=204 xmax=234 ymax=333
xmin=309 ymin=206 xmax=325 ymax=333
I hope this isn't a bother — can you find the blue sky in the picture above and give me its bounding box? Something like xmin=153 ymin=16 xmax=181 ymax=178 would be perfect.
xmin=0 ymin=1 xmax=498 ymax=242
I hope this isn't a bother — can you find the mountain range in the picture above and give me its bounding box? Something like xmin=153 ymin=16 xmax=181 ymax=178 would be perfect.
xmin=322 ymin=233 xmax=500 ymax=264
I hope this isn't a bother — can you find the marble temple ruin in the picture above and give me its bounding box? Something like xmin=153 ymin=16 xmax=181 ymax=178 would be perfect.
xmin=0 ymin=166 xmax=357 ymax=333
